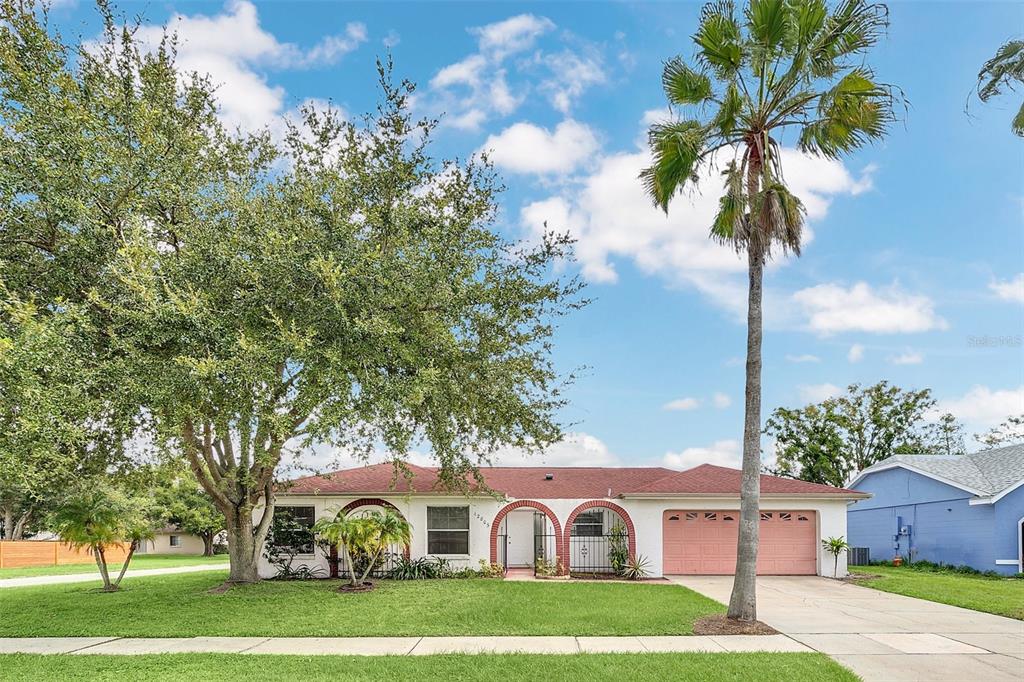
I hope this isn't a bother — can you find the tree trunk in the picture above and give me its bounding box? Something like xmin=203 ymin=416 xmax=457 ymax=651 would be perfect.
xmin=12 ymin=509 xmax=30 ymax=540
xmin=112 ymin=540 xmax=137 ymax=588
xmin=727 ymin=248 xmax=764 ymax=622
xmin=94 ymin=545 xmax=114 ymax=592
xmin=202 ymin=533 xmax=215 ymax=557
xmin=1 ymin=507 xmax=12 ymax=540
xmin=225 ymin=512 xmax=261 ymax=584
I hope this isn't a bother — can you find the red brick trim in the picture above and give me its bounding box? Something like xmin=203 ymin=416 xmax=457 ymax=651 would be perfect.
xmin=562 ymin=500 xmax=636 ymax=565
xmin=489 ymin=500 xmax=564 ymax=574
xmin=339 ymin=498 xmax=411 ymax=559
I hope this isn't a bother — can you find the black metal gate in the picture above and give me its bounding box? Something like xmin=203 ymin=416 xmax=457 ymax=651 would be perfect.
xmin=568 ymin=531 xmax=630 ymax=575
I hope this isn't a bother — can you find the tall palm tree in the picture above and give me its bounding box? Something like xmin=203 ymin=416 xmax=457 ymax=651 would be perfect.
xmin=976 ymin=39 xmax=1024 ymax=136
xmin=642 ymin=0 xmax=897 ymax=621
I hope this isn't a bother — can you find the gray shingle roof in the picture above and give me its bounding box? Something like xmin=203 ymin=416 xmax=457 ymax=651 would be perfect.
xmin=859 ymin=443 xmax=1024 ymax=496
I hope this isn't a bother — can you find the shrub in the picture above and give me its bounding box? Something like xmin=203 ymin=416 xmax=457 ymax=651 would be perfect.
xmin=477 ymin=560 xmax=505 ymax=578
xmin=534 ymin=555 xmax=565 ymax=577
xmin=608 ymin=523 xmax=629 ymax=576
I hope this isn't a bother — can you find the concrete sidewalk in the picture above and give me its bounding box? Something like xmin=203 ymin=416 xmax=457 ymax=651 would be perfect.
xmin=670 ymin=575 xmax=1024 ymax=682
xmin=0 ymin=635 xmax=812 ymax=656
xmin=0 ymin=563 xmax=229 ymax=589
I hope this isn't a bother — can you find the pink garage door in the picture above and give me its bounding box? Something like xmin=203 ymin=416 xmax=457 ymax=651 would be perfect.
xmin=662 ymin=510 xmax=817 ymax=575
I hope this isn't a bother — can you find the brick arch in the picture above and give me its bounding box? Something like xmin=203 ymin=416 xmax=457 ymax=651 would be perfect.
xmin=326 ymin=498 xmax=410 ymax=577
xmin=489 ymin=500 xmax=564 ymax=572
xmin=562 ymin=500 xmax=636 ymax=562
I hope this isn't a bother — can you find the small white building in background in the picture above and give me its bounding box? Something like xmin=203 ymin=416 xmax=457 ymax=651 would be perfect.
xmin=136 ymin=526 xmax=207 ymax=555
xmin=258 ymin=463 xmax=866 ymax=579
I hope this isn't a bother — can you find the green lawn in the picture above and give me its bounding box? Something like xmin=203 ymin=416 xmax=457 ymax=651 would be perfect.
xmin=0 ymin=653 xmax=858 ymax=682
xmin=850 ymin=565 xmax=1024 ymax=619
xmin=0 ymin=572 xmax=723 ymax=637
xmin=0 ymin=554 xmax=227 ymax=579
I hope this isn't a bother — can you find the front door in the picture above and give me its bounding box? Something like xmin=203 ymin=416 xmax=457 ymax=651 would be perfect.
xmin=505 ymin=510 xmax=535 ymax=567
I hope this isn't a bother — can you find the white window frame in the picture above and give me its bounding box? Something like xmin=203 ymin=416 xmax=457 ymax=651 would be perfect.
xmin=426 ymin=505 xmax=470 ymax=556
xmin=169 ymin=535 xmax=180 ymax=547
xmin=571 ymin=509 xmax=605 ymax=537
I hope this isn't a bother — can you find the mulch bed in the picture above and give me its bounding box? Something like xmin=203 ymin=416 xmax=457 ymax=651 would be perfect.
xmin=337 ymin=581 xmax=376 ymax=593
xmin=692 ymin=614 xmax=778 ymax=635
xmin=569 ymin=573 xmax=669 ymax=583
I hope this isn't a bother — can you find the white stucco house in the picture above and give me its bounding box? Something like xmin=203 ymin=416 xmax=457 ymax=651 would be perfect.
xmin=259 ymin=463 xmax=867 ymax=579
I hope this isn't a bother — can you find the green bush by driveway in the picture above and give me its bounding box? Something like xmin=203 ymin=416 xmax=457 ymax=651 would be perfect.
xmin=0 ymin=653 xmax=858 ymax=682
xmin=0 ymin=572 xmax=724 ymax=637
xmin=850 ymin=564 xmax=1024 ymax=619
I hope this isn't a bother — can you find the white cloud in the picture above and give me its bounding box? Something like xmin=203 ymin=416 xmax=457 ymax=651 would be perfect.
xmin=430 ymin=14 xmax=603 ymax=128
xmin=938 ymin=385 xmax=1024 ymax=431
xmin=383 ymin=30 xmax=401 ymax=48
xmin=663 ymin=397 xmax=700 ymax=411
xmin=848 ymin=343 xmax=865 ymax=363
xmin=989 ymin=273 xmax=1024 ymax=303
xmin=793 ymin=282 xmax=947 ymax=336
xmin=519 ymin=116 xmax=877 ymax=314
xmin=471 ymin=14 xmax=554 ymax=59
xmin=712 ymin=392 xmax=731 ymax=409
xmin=798 ymin=383 xmax=843 ymax=404
xmin=480 ymin=120 xmax=599 ymax=175
xmin=663 ymin=439 xmax=741 ymax=470
xmin=537 ymin=49 xmax=606 ymax=114
xmin=131 ymin=1 xmax=365 ymax=133
xmin=489 ymin=432 xmax=620 ymax=467
xmin=786 ymin=354 xmax=821 ymax=363
xmin=888 ymin=349 xmax=924 ymax=365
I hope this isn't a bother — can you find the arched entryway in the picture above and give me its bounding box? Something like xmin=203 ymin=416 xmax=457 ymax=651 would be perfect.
xmin=327 ymin=498 xmax=411 ymax=578
xmin=490 ymin=500 xmax=564 ymax=574
xmin=563 ymin=501 xmax=636 ymax=575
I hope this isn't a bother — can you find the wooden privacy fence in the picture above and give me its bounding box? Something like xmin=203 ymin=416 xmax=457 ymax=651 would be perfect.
xmin=0 ymin=541 xmax=130 ymax=569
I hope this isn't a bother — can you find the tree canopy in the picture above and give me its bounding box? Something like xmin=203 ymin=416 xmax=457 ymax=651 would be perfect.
xmin=1 ymin=1 xmax=583 ymax=583
xmin=766 ymin=381 xmax=965 ymax=488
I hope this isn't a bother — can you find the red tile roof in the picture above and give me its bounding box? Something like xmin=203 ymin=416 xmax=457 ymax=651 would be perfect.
xmin=281 ymin=462 xmax=862 ymax=499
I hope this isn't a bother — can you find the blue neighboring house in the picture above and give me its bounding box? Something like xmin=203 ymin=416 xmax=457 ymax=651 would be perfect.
xmin=847 ymin=444 xmax=1024 ymax=575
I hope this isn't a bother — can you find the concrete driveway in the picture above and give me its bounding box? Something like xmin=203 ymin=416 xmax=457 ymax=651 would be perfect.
xmin=670 ymin=576 xmax=1023 ymax=682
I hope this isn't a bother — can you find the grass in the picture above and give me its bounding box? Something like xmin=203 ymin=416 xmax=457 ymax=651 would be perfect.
xmin=0 ymin=554 xmax=228 ymax=579
xmin=0 ymin=572 xmax=723 ymax=637
xmin=0 ymin=653 xmax=858 ymax=682
xmin=850 ymin=564 xmax=1024 ymax=619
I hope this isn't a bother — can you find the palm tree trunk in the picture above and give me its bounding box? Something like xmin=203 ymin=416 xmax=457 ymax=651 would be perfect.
xmin=112 ymin=540 xmax=138 ymax=589
xmin=94 ymin=545 xmax=114 ymax=592
xmin=727 ymin=247 xmax=763 ymax=622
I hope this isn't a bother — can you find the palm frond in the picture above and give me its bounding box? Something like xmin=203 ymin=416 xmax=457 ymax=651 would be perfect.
xmin=1013 ymin=101 xmax=1024 ymax=137
xmin=807 ymin=0 xmax=888 ymax=80
xmin=798 ymin=67 xmax=895 ymax=157
xmin=713 ymin=82 xmax=744 ymax=137
xmin=641 ymin=120 xmax=708 ymax=211
xmin=977 ymin=39 xmax=1024 ymax=102
xmin=695 ymin=0 xmax=744 ymax=78
xmin=662 ymin=57 xmax=713 ymax=106
xmin=745 ymin=0 xmax=790 ymax=76
xmin=711 ymin=161 xmax=747 ymax=247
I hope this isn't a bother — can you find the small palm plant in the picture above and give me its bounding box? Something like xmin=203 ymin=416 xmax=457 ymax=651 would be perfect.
xmin=315 ymin=509 xmax=411 ymax=590
xmin=49 ymin=486 xmax=155 ymax=592
xmin=822 ymin=536 xmax=851 ymax=578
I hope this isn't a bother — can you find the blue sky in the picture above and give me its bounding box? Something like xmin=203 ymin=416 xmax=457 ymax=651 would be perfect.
xmin=52 ymin=1 xmax=1024 ymax=470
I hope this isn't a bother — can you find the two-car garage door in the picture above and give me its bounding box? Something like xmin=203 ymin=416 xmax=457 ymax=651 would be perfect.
xmin=663 ymin=510 xmax=817 ymax=575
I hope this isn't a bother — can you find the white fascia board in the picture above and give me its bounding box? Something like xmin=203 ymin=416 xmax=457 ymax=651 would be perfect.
xmin=848 ymin=463 xmax=985 ymax=497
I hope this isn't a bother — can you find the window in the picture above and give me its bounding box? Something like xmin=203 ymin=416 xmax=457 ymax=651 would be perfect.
xmin=722 ymin=514 xmax=735 ymax=521
xmin=427 ymin=506 xmax=469 ymax=554
xmin=272 ymin=505 xmax=316 ymax=554
xmin=779 ymin=512 xmax=792 ymax=521
xmin=169 ymin=535 xmax=180 ymax=547
xmin=704 ymin=512 xmax=717 ymax=521
xmin=760 ymin=512 xmax=773 ymax=521
xmin=797 ymin=514 xmax=809 ymax=522
xmin=685 ymin=512 xmax=698 ymax=521
xmin=571 ymin=509 xmax=604 ymax=537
